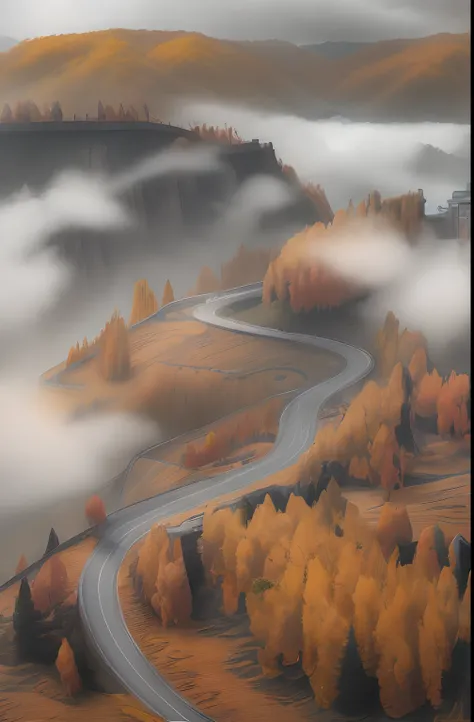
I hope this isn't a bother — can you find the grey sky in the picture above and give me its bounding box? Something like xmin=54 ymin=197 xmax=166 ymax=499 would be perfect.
xmin=0 ymin=0 xmax=470 ymax=45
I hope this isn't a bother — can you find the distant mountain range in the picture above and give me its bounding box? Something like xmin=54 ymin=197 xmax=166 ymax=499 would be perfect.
xmin=301 ymin=41 xmax=375 ymax=59
xmin=0 ymin=36 xmax=17 ymax=52
xmin=0 ymin=30 xmax=469 ymax=123
xmin=411 ymin=144 xmax=470 ymax=187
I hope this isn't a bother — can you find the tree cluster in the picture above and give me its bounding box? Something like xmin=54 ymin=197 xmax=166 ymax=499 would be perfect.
xmin=297 ymin=325 xmax=469 ymax=499
xmin=200 ymin=482 xmax=471 ymax=717
xmin=12 ymin=523 xmax=89 ymax=698
xmin=190 ymin=123 xmax=243 ymax=144
xmin=262 ymin=190 xmax=425 ymax=313
xmin=98 ymin=311 xmax=131 ymax=382
xmin=0 ymin=100 xmax=152 ymax=123
xmin=128 ymin=278 xmax=159 ymax=326
xmin=297 ymin=361 xmax=412 ymax=500
xmin=133 ymin=525 xmax=192 ymax=627
xmin=280 ymin=162 xmax=334 ymax=226
xmin=183 ymin=398 xmax=281 ymax=469
xmin=0 ymin=100 xmax=63 ymax=122
xmin=66 ymin=309 xmax=131 ymax=381
xmin=376 ymin=312 xmax=470 ymax=438
xmin=97 ymin=100 xmax=141 ymax=122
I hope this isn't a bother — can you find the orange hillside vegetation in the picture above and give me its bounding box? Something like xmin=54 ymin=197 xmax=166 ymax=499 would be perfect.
xmin=375 ymin=310 xmax=428 ymax=379
xmin=281 ymin=162 xmax=334 ymax=226
xmin=183 ymin=396 xmax=283 ymax=468
xmin=190 ymin=123 xmax=243 ymax=144
xmin=0 ymin=31 xmax=468 ymax=122
xmin=85 ymin=495 xmax=107 ymax=526
xmin=297 ymin=361 xmax=409 ymax=496
xmin=297 ymin=314 xmax=470 ymax=496
xmin=99 ymin=311 xmax=131 ymax=382
xmin=189 ymin=244 xmax=279 ymax=296
xmin=31 ymin=554 xmax=69 ymax=614
xmin=376 ymin=311 xmax=470 ymax=438
xmin=161 ymin=279 xmax=175 ymax=306
xmin=55 ymin=638 xmax=82 ymax=697
xmin=133 ymin=525 xmax=192 ymax=627
xmin=200 ymin=483 xmax=470 ymax=717
xmin=0 ymin=98 xmax=147 ymax=122
xmin=129 ymin=278 xmax=159 ymax=325
xmin=263 ymin=190 xmax=425 ymax=313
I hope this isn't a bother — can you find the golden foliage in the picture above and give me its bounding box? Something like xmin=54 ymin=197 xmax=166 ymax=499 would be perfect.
xmin=280 ymin=162 xmax=334 ymax=226
xmin=129 ymin=279 xmax=159 ymax=325
xmin=376 ymin=503 xmax=413 ymax=560
xmin=190 ymin=123 xmax=243 ymax=144
xmin=201 ymin=485 xmax=470 ymax=717
xmin=375 ymin=310 xmax=427 ymax=379
xmin=134 ymin=524 xmax=192 ymax=627
xmin=183 ymin=397 xmax=282 ymax=469
xmin=85 ymin=494 xmax=107 ymax=525
xmin=458 ymin=572 xmax=470 ymax=643
xmin=263 ymin=191 xmax=425 ymax=314
xmin=376 ymin=310 xmax=470 ymax=439
xmin=55 ymin=637 xmax=82 ymax=696
xmin=297 ymin=361 xmax=408 ymax=493
xmin=192 ymin=265 xmax=221 ymax=295
xmin=161 ymin=279 xmax=175 ymax=306
xmin=220 ymin=244 xmax=278 ymax=291
xmin=99 ymin=311 xmax=131 ymax=382
xmin=31 ymin=555 xmax=69 ymax=614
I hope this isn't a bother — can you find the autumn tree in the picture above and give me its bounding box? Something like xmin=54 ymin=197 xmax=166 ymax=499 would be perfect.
xmin=85 ymin=495 xmax=107 ymax=526
xmin=375 ymin=502 xmax=413 ymax=560
xmin=200 ymin=485 xmax=467 ymax=718
xmin=162 ymin=279 xmax=175 ymax=306
xmin=134 ymin=524 xmax=192 ymax=627
xmin=99 ymin=311 xmax=131 ymax=382
xmin=15 ymin=554 xmax=28 ymax=575
xmin=129 ymin=279 xmax=159 ymax=325
xmin=56 ymin=638 xmax=82 ymax=696
xmin=31 ymin=554 xmax=69 ymax=614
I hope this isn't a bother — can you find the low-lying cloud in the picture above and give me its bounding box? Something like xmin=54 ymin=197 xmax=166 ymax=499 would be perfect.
xmin=0 ymin=381 xmax=155 ymax=512
xmin=0 ymin=142 xmax=296 ymax=527
xmin=178 ymin=102 xmax=469 ymax=214
xmin=308 ymin=216 xmax=470 ymax=351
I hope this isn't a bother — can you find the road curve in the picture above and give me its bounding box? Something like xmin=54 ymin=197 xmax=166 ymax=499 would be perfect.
xmin=78 ymin=283 xmax=374 ymax=722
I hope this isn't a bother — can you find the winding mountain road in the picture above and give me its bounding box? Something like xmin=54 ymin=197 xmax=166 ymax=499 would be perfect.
xmin=78 ymin=283 xmax=374 ymax=722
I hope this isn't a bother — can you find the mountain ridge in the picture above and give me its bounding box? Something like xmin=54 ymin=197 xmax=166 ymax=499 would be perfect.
xmin=0 ymin=29 xmax=469 ymax=123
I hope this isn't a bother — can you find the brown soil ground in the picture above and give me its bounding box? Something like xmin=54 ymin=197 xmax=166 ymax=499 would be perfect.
xmin=44 ymin=315 xmax=343 ymax=437
xmin=0 ymin=539 xmax=164 ymax=722
xmin=119 ymin=553 xmax=321 ymax=722
xmin=0 ymin=538 xmax=97 ymax=618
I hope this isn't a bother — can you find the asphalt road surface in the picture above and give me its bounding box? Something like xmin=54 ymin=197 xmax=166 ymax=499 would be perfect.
xmin=78 ymin=283 xmax=374 ymax=722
